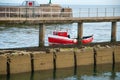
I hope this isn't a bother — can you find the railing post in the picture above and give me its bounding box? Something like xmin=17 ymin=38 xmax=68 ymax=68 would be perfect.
xmin=105 ymin=8 xmax=107 ymax=17
xmin=39 ymin=23 xmax=45 ymax=47
xmin=41 ymin=8 xmax=43 ymax=17
xmin=88 ymin=8 xmax=90 ymax=17
xmin=113 ymin=8 xmax=115 ymax=16
xmin=18 ymin=7 xmax=19 ymax=18
xmin=51 ymin=7 xmax=52 ymax=17
xmin=9 ymin=7 xmax=10 ymax=18
xmin=111 ymin=22 xmax=117 ymax=43
xmin=79 ymin=8 xmax=81 ymax=17
xmin=20 ymin=7 xmax=21 ymax=18
xmin=38 ymin=7 xmax=39 ymax=17
xmin=29 ymin=8 xmax=30 ymax=18
xmin=5 ymin=8 xmax=6 ymax=17
xmin=96 ymin=8 xmax=98 ymax=17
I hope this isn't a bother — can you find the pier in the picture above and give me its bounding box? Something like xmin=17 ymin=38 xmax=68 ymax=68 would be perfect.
xmin=0 ymin=16 xmax=120 ymax=47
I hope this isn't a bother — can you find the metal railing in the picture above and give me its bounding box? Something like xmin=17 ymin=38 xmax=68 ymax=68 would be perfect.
xmin=0 ymin=7 xmax=120 ymax=18
xmin=74 ymin=8 xmax=120 ymax=17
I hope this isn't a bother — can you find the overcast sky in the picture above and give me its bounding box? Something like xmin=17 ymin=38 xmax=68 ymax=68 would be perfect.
xmin=0 ymin=0 xmax=120 ymax=5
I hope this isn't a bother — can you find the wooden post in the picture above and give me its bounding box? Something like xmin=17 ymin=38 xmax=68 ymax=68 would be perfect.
xmin=111 ymin=22 xmax=117 ymax=43
xmin=39 ymin=23 xmax=45 ymax=47
xmin=73 ymin=51 xmax=77 ymax=75
xmin=30 ymin=53 xmax=34 ymax=73
xmin=112 ymin=51 xmax=115 ymax=71
xmin=78 ymin=22 xmax=83 ymax=45
xmin=93 ymin=48 xmax=97 ymax=74
xmin=7 ymin=56 xmax=10 ymax=75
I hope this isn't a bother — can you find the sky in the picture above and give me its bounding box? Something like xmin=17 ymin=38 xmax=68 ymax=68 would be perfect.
xmin=0 ymin=0 xmax=120 ymax=5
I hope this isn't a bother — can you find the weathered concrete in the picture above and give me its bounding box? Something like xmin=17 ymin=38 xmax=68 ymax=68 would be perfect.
xmin=0 ymin=46 xmax=120 ymax=75
xmin=39 ymin=23 xmax=45 ymax=47
xmin=10 ymin=54 xmax=31 ymax=74
xmin=76 ymin=49 xmax=93 ymax=66
xmin=96 ymin=48 xmax=113 ymax=64
xmin=56 ymin=51 xmax=74 ymax=68
xmin=111 ymin=22 xmax=117 ymax=42
xmin=96 ymin=48 xmax=113 ymax=72
xmin=0 ymin=17 xmax=120 ymax=24
xmin=0 ymin=55 xmax=7 ymax=75
xmin=33 ymin=52 xmax=53 ymax=71
xmin=114 ymin=46 xmax=120 ymax=71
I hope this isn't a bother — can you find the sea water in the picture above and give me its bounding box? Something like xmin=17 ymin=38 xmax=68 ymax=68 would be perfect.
xmin=0 ymin=65 xmax=120 ymax=80
xmin=0 ymin=5 xmax=120 ymax=48
xmin=0 ymin=5 xmax=120 ymax=49
xmin=0 ymin=5 xmax=120 ymax=80
xmin=0 ymin=22 xmax=120 ymax=48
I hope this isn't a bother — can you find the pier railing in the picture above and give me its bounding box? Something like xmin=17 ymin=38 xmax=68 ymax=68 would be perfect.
xmin=0 ymin=7 xmax=120 ymax=18
xmin=74 ymin=8 xmax=120 ymax=17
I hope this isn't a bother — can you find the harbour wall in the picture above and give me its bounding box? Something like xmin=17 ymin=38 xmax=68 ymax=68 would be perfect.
xmin=0 ymin=46 xmax=120 ymax=75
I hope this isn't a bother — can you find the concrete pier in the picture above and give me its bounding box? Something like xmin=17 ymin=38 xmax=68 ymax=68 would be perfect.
xmin=111 ymin=22 xmax=117 ymax=42
xmin=0 ymin=16 xmax=120 ymax=47
xmin=39 ymin=23 xmax=45 ymax=47
xmin=78 ymin=22 xmax=83 ymax=45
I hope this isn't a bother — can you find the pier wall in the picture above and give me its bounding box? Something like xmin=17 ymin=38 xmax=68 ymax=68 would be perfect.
xmin=10 ymin=54 xmax=31 ymax=74
xmin=0 ymin=46 xmax=120 ymax=75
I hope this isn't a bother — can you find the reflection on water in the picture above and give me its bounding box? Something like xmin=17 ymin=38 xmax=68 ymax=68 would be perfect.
xmin=0 ymin=22 xmax=120 ymax=49
xmin=0 ymin=64 xmax=120 ymax=80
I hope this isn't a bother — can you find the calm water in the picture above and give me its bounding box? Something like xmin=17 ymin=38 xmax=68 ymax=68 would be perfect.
xmin=0 ymin=65 xmax=120 ymax=80
xmin=0 ymin=22 xmax=120 ymax=49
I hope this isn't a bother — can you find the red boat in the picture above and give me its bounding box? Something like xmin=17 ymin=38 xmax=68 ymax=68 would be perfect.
xmin=48 ymin=31 xmax=93 ymax=45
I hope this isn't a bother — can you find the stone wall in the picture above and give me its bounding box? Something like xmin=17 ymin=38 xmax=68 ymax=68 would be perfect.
xmin=0 ymin=46 xmax=120 ymax=75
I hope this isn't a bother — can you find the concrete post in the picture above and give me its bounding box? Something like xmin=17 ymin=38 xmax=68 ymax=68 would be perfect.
xmin=39 ymin=23 xmax=45 ymax=47
xmin=78 ymin=22 xmax=83 ymax=45
xmin=111 ymin=22 xmax=117 ymax=43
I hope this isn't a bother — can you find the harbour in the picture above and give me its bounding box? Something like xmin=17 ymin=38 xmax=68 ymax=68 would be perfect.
xmin=0 ymin=1 xmax=120 ymax=80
